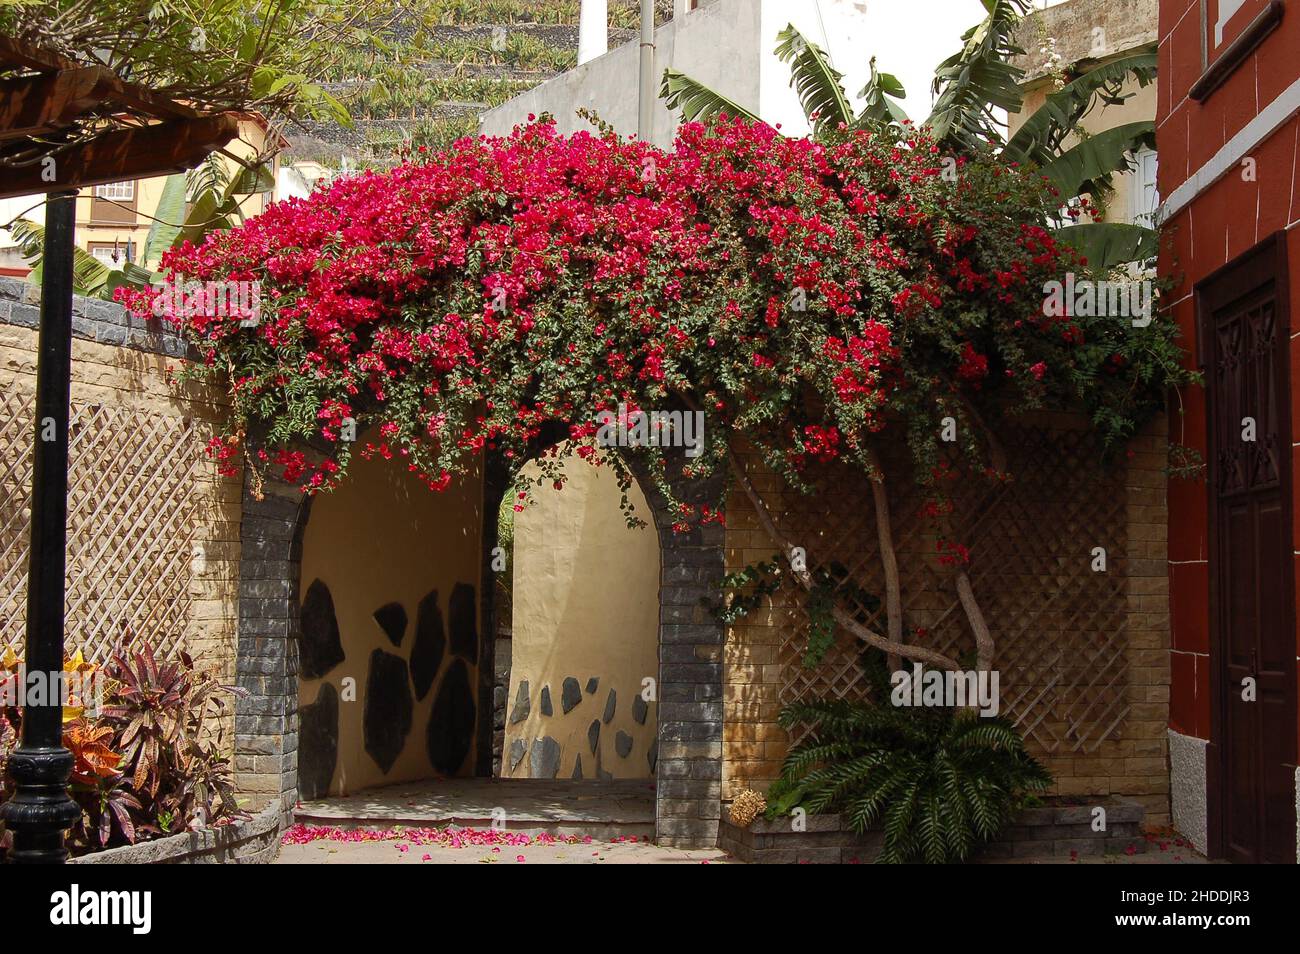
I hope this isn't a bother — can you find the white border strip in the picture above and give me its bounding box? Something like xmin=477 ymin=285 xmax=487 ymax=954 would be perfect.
xmin=1160 ymin=72 xmax=1300 ymax=222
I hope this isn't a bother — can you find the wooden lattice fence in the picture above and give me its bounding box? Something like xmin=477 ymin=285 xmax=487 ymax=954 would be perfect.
xmin=0 ymin=382 xmax=200 ymax=663
xmin=770 ymin=418 xmax=1129 ymax=754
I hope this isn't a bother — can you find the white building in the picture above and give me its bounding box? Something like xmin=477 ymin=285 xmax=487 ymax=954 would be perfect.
xmin=479 ymin=0 xmax=996 ymax=147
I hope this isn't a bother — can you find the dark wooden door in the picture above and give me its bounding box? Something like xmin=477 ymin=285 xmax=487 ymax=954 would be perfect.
xmin=1200 ymin=232 xmax=1298 ymax=863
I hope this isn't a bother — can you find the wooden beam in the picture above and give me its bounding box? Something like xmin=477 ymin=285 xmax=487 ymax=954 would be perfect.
xmin=0 ymin=113 xmax=239 ymax=199
xmin=91 ymin=70 xmax=198 ymax=121
xmin=0 ymin=34 xmax=197 ymax=121
xmin=0 ymin=33 xmax=78 ymax=73
xmin=0 ymin=67 xmax=108 ymax=141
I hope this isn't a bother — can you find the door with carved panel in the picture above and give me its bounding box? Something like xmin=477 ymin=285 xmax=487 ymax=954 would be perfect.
xmin=1199 ymin=232 xmax=1298 ymax=863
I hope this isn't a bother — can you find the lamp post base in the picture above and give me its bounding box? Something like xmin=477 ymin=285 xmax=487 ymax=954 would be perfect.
xmin=2 ymin=747 xmax=81 ymax=863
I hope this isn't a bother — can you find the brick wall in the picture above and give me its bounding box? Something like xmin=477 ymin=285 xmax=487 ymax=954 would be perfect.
xmin=0 ymin=276 xmax=1176 ymax=837
xmin=0 ymin=278 xmax=242 ymax=759
xmin=721 ymin=416 xmax=1172 ymax=827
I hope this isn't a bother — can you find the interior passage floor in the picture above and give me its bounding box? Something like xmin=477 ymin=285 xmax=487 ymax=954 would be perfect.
xmin=293 ymin=777 xmax=657 ymax=835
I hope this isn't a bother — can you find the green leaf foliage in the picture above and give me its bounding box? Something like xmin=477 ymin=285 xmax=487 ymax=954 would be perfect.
xmin=767 ymin=696 xmax=1052 ymax=863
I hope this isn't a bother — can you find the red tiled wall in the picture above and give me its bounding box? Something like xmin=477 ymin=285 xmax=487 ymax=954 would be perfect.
xmin=1159 ymin=0 xmax=1300 ymax=742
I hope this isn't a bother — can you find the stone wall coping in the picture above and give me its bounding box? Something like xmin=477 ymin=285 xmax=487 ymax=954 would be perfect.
xmin=69 ymin=800 xmax=285 ymax=865
xmin=0 ymin=275 xmax=193 ymax=359
xmin=731 ymin=794 xmax=1147 ymax=836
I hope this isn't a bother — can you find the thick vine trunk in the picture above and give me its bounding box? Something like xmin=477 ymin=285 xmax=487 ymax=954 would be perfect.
xmin=954 ymin=570 xmax=995 ymax=674
xmin=864 ymin=445 xmax=903 ymax=673
xmin=727 ymin=449 xmax=961 ymax=672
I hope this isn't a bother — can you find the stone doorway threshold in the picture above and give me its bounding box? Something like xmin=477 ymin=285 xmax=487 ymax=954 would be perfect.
xmin=294 ymin=778 xmax=656 ymax=839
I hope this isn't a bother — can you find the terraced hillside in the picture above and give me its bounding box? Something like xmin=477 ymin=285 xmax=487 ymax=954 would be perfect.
xmin=291 ymin=0 xmax=672 ymax=167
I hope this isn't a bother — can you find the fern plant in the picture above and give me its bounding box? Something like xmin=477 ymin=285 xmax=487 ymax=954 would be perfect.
xmin=767 ymin=697 xmax=1051 ymax=863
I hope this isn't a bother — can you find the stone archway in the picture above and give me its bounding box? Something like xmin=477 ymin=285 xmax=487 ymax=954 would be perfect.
xmin=232 ymin=442 xmax=726 ymax=848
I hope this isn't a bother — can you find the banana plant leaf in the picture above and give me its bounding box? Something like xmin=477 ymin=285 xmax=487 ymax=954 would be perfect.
xmin=659 ymin=68 xmax=761 ymax=124
xmin=1053 ymin=222 xmax=1158 ymax=270
xmin=774 ymin=24 xmax=854 ymax=135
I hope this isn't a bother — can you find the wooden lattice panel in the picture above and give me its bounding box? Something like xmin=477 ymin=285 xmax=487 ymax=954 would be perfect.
xmin=773 ymin=422 xmax=1129 ymax=753
xmin=0 ymin=384 xmax=199 ymax=663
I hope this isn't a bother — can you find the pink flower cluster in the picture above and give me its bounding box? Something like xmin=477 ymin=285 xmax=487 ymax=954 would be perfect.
xmin=281 ymin=823 xmax=594 ymax=848
xmin=119 ymin=115 xmax=1083 ymax=522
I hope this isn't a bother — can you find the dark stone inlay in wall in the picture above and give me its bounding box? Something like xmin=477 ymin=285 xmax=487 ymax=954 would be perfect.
xmin=427 ymin=658 xmax=476 ymax=775
xmin=300 ymin=578 xmax=345 ymax=680
xmin=298 ymin=681 xmax=339 ymax=800
xmin=561 ymin=677 xmax=582 ymax=714
xmin=410 ymin=589 xmax=446 ymax=701
xmin=615 ymin=730 xmax=633 ymax=758
xmin=632 ymin=693 xmax=648 ymax=725
xmin=373 ymin=601 xmax=408 ymax=647
xmin=585 ymin=677 xmax=599 ymax=694
xmin=587 ymin=719 xmax=600 ymax=755
xmin=508 ymin=738 xmax=525 ymax=773
xmin=237 ymin=417 xmax=726 ymax=849
xmin=530 ymin=736 xmax=560 ymax=778
xmin=448 ymin=582 xmax=478 ymax=660
xmin=571 ymin=755 xmax=583 ymax=780
xmin=647 ymin=738 xmax=658 ymax=774
xmin=509 ymin=680 xmax=530 ymax=724
xmin=363 ymin=649 xmax=413 ymax=774
xmin=540 ymin=685 xmax=553 ymax=716
xmin=602 ymin=689 xmax=616 ymax=724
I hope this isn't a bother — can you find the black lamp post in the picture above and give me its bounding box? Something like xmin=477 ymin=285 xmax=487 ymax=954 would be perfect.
xmin=1 ymin=190 xmax=82 ymax=862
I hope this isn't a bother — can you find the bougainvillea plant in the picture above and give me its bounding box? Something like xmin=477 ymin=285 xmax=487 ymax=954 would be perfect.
xmin=121 ymin=115 xmax=1190 ymax=673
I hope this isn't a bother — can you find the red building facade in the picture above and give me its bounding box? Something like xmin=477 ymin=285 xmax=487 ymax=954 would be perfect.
xmin=1159 ymin=0 xmax=1299 ymax=862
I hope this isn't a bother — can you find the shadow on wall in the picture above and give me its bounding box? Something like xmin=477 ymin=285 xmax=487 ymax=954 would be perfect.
xmin=501 ymin=447 xmax=660 ymax=780
xmin=295 ymin=427 xmax=484 ymax=798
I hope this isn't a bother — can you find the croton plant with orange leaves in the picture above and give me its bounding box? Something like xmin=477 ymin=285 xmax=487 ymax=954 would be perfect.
xmin=0 ymin=641 xmax=240 ymax=855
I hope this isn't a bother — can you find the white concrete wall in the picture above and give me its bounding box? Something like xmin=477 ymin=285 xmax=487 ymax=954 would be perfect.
xmin=479 ymin=0 xmax=988 ymax=146
xmin=1167 ymin=728 xmax=1208 ymax=855
xmin=480 ymin=0 xmax=762 ymax=147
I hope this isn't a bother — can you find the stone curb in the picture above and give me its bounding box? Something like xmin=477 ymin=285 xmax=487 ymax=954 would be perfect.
xmin=70 ymin=801 xmax=286 ymax=865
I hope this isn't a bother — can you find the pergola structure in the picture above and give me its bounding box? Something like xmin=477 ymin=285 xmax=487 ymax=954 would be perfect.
xmin=0 ymin=32 xmax=237 ymax=864
xmin=0 ymin=34 xmax=238 ymax=199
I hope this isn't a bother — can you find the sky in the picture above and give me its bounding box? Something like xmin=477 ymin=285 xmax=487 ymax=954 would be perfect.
xmin=837 ymin=0 xmax=991 ymax=119
xmin=813 ymin=0 xmax=1070 ymax=121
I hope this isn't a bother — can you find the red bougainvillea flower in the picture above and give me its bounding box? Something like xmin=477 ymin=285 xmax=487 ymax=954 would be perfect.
xmin=118 ymin=115 xmax=1183 ymax=524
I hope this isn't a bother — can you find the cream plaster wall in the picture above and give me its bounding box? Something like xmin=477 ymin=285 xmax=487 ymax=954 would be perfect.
xmin=1013 ymin=78 xmax=1158 ymax=227
xmin=298 ymin=429 xmax=483 ymax=795
xmin=503 ymin=450 xmax=660 ymax=779
xmin=1011 ymin=0 xmax=1160 ymax=229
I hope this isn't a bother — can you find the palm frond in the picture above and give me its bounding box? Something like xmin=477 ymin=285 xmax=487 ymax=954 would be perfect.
xmin=770 ymin=694 xmax=1051 ymax=863
xmin=659 ymin=68 xmax=762 ymax=125
xmin=1053 ymin=222 xmax=1158 ymax=270
xmin=141 ymin=173 xmax=190 ymax=268
xmin=773 ymin=24 xmax=853 ymax=135
xmin=1003 ymin=51 xmax=1157 ymax=166
xmin=927 ymin=0 xmax=1033 ymax=152
xmin=180 ymin=159 xmax=274 ymax=247
xmin=1038 ymin=121 xmax=1155 ymax=198
xmin=7 ymin=217 xmax=114 ymax=296
xmin=853 ymin=57 xmax=909 ymax=128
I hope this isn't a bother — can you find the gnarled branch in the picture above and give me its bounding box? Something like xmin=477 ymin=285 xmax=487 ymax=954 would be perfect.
xmin=863 ymin=443 xmax=903 ymax=672
xmin=954 ymin=570 xmax=995 ymax=673
xmin=726 ymin=447 xmax=961 ymax=672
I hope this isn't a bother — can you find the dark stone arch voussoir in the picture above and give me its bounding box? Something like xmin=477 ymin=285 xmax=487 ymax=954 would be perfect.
xmin=618 ymin=441 xmax=726 ymax=850
xmin=235 ymin=472 xmax=314 ymax=820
